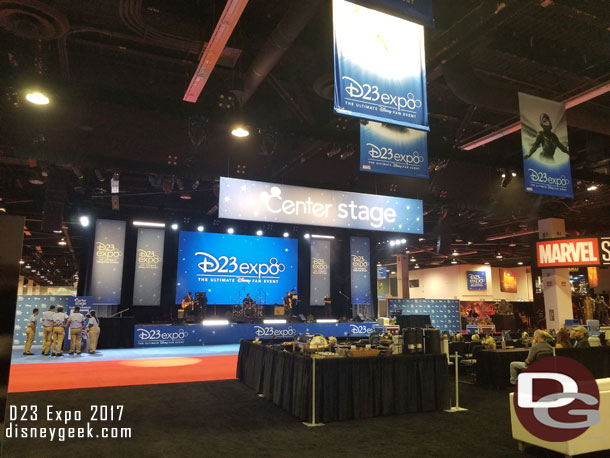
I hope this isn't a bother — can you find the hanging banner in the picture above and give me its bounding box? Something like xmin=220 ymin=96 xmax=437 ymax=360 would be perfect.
xmin=90 ymin=219 xmax=126 ymax=305
xmin=466 ymin=271 xmax=487 ymax=291
xmin=360 ymin=121 xmax=428 ymax=178
xmin=499 ymin=269 xmax=518 ymax=293
xmin=377 ymin=266 xmax=387 ymax=279
xmin=333 ymin=0 xmax=428 ymax=131
xmin=133 ymin=228 xmax=165 ymax=306
xmin=310 ymin=239 xmax=331 ymax=306
xmin=350 ymin=237 xmax=371 ymax=305
xmin=219 ymin=177 xmax=423 ymax=234
xmin=519 ymin=92 xmax=573 ymax=198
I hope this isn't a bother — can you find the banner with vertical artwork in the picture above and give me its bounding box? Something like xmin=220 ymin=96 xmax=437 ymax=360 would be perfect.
xmin=333 ymin=0 xmax=428 ymax=131
xmin=310 ymin=239 xmax=331 ymax=306
xmin=350 ymin=236 xmax=371 ymax=305
xmin=90 ymin=219 xmax=126 ymax=305
xmin=360 ymin=121 xmax=428 ymax=178
xmin=519 ymin=92 xmax=573 ymax=198
xmin=133 ymin=228 xmax=165 ymax=306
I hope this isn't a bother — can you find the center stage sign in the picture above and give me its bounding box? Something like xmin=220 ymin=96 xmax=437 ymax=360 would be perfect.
xmin=218 ymin=177 xmax=423 ymax=234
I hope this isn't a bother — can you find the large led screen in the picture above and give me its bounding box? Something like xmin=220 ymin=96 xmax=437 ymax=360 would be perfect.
xmin=175 ymin=232 xmax=298 ymax=305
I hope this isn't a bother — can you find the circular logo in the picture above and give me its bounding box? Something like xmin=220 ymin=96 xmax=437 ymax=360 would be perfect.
xmin=513 ymin=356 xmax=600 ymax=442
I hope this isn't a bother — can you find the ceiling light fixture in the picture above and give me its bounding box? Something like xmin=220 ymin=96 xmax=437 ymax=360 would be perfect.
xmin=197 ymin=225 xmax=204 ymax=232
xmin=283 ymin=232 xmax=290 ymax=238
xmin=227 ymin=227 xmax=235 ymax=234
xmin=79 ymin=215 xmax=90 ymax=227
xmin=25 ymin=91 xmax=50 ymax=105
xmin=311 ymin=234 xmax=334 ymax=239
xmin=414 ymin=264 xmax=420 ymax=269
xmin=304 ymin=233 xmax=310 ymax=239
xmin=587 ymin=185 xmax=598 ymax=191
xmin=256 ymin=230 xmax=263 ymax=236
xmin=58 ymin=238 xmax=67 ymax=246
xmin=171 ymin=223 xmax=179 ymax=231
xmin=133 ymin=221 xmax=166 ymax=228
xmin=231 ymin=126 xmax=249 ymax=137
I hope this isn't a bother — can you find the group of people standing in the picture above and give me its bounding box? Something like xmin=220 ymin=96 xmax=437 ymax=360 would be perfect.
xmin=23 ymin=305 xmax=101 ymax=356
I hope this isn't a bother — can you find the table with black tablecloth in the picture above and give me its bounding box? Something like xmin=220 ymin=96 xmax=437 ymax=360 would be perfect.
xmin=97 ymin=317 xmax=135 ymax=349
xmin=476 ymin=346 xmax=610 ymax=389
xmin=237 ymin=340 xmax=449 ymax=423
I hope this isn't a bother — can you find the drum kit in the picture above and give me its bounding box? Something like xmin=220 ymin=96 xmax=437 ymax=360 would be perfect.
xmin=232 ymin=290 xmax=266 ymax=321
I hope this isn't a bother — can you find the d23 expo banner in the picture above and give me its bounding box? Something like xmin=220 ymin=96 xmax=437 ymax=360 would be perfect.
xmin=377 ymin=266 xmax=387 ymax=279
xmin=310 ymin=239 xmax=331 ymax=306
xmin=348 ymin=0 xmax=434 ymax=28
xmin=219 ymin=177 xmax=423 ymax=234
xmin=176 ymin=232 xmax=297 ymax=305
xmin=466 ymin=271 xmax=487 ymax=291
xmin=499 ymin=269 xmax=518 ymax=293
xmin=387 ymin=298 xmax=460 ymax=334
xmin=133 ymin=228 xmax=165 ymax=306
xmin=333 ymin=0 xmax=428 ymax=131
xmin=360 ymin=121 xmax=428 ymax=178
xmin=89 ymin=219 xmax=126 ymax=305
xmin=350 ymin=236 xmax=371 ymax=305
xmin=519 ymin=92 xmax=573 ymax=198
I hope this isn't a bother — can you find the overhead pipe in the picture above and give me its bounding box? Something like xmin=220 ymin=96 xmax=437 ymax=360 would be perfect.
xmin=442 ymin=55 xmax=610 ymax=140
xmin=237 ymin=0 xmax=324 ymax=105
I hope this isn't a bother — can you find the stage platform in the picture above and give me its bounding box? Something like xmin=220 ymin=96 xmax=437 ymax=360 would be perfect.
xmin=135 ymin=321 xmax=378 ymax=347
xmin=8 ymin=345 xmax=240 ymax=393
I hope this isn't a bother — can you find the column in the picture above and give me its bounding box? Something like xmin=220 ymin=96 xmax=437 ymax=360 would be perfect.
xmin=395 ymin=254 xmax=410 ymax=299
xmin=538 ymin=218 xmax=573 ymax=330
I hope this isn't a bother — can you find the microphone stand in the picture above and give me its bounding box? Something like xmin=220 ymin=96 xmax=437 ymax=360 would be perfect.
xmin=338 ymin=291 xmax=351 ymax=320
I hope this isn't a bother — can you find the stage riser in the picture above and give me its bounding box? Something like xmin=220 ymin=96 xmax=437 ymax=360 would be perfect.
xmin=134 ymin=322 xmax=377 ymax=346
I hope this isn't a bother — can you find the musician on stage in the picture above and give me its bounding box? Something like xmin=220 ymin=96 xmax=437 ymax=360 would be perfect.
xmin=290 ymin=288 xmax=298 ymax=314
xmin=283 ymin=291 xmax=292 ymax=314
xmin=182 ymin=292 xmax=194 ymax=310
xmin=324 ymin=293 xmax=332 ymax=318
xmin=242 ymin=293 xmax=254 ymax=307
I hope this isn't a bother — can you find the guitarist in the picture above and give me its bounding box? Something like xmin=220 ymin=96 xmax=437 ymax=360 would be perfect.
xmin=181 ymin=292 xmax=194 ymax=311
xmin=283 ymin=291 xmax=292 ymax=314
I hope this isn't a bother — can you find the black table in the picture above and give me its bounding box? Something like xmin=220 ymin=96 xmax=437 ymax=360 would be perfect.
xmin=98 ymin=317 xmax=135 ymax=349
xmin=475 ymin=346 xmax=610 ymax=389
xmin=237 ymin=340 xmax=449 ymax=423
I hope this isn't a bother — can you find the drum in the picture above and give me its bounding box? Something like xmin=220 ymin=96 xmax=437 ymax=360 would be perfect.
xmin=244 ymin=304 xmax=257 ymax=319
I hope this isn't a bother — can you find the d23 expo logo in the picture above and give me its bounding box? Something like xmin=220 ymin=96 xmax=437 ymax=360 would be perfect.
xmin=312 ymin=257 xmax=329 ymax=275
xmin=137 ymin=249 xmax=161 ymax=270
xmin=514 ymin=356 xmax=600 ymax=442
xmin=341 ymin=76 xmax=422 ymax=113
xmin=95 ymin=242 xmax=122 ymax=264
xmin=351 ymin=255 xmax=368 ymax=273
xmin=366 ymin=143 xmax=424 ymax=167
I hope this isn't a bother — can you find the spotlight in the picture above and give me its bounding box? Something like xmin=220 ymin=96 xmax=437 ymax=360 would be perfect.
xmin=484 ymin=261 xmax=490 ymax=265
xmin=58 ymin=238 xmax=67 ymax=246
xmin=511 ymin=172 xmax=517 ymax=177
xmin=451 ymin=259 xmax=458 ymax=264
xmin=452 ymin=249 xmax=458 ymax=256
xmin=410 ymin=257 xmax=416 ymax=262
xmin=72 ymin=167 xmax=84 ymax=180
xmin=25 ymin=91 xmax=49 ymax=105
xmin=304 ymin=233 xmax=310 ymax=239
xmin=19 ymin=259 xmax=24 ymax=264
xmin=283 ymin=232 xmax=289 ymax=238
xmin=79 ymin=215 xmax=90 ymax=227
xmin=326 ymin=145 xmax=341 ymax=158
xmin=171 ymin=223 xmax=179 ymax=230
xmin=517 ymin=261 xmax=524 ymax=265
xmin=496 ymin=252 xmax=503 ymax=259
xmin=340 ymin=144 xmax=355 ymax=160
xmin=231 ymin=126 xmax=249 ymax=137
xmin=414 ymin=264 xmax=420 ymax=269
xmin=256 ymin=230 xmax=263 ymax=236
xmin=587 ymin=185 xmax=598 ymax=191
xmin=400 ymin=239 xmax=406 ymax=244
xmin=197 ymin=225 xmax=204 ymax=232
xmin=390 ymin=241 xmax=396 ymax=246
xmin=94 ymin=169 xmax=105 ymax=182
xmin=227 ymin=227 xmax=235 ymax=234
xmin=25 ymin=264 xmax=31 ymax=269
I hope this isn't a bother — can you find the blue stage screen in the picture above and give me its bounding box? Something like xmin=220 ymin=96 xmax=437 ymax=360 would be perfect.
xmin=175 ymin=232 xmax=298 ymax=305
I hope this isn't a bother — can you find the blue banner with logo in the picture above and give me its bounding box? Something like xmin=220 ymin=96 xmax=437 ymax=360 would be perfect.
xmin=360 ymin=121 xmax=428 ymax=178
xmin=89 ymin=219 xmax=126 ymax=305
xmin=387 ymin=298 xmax=460 ymax=334
xmin=134 ymin=322 xmax=378 ymax=347
xmin=333 ymin=0 xmax=428 ymax=131
xmin=350 ymin=236 xmax=371 ymax=305
xmin=466 ymin=271 xmax=487 ymax=291
xmin=519 ymin=92 xmax=573 ymax=199
xmin=176 ymin=232 xmax=298 ymax=305
xmin=133 ymin=228 xmax=165 ymax=306
xmin=377 ymin=266 xmax=387 ymax=279
xmin=310 ymin=239 xmax=331 ymax=306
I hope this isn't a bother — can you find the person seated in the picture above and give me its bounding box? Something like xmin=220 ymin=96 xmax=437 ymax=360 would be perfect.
xmin=555 ymin=328 xmax=571 ymax=348
xmin=570 ymin=325 xmax=590 ymax=348
xmin=242 ymin=293 xmax=254 ymax=307
xmin=510 ymin=330 xmax=553 ymax=385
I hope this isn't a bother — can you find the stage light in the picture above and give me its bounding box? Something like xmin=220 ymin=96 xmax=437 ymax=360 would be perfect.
xmin=227 ymin=227 xmax=235 ymax=234
xmin=197 ymin=225 xmax=204 ymax=232
xmin=79 ymin=215 xmax=90 ymax=227
xmin=517 ymin=261 xmax=524 ymax=265
xmin=202 ymin=319 xmax=230 ymax=326
xmin=263 ymin=319 xmax=287 ymax=324
xmin=283 ymin=232 xmax=289 ymax=238
xmin=390 ymin=241 xmax=396 ymax=246
xmin=231 ymin=126 xmax=249 ymax=137
xmin=511 ymin=172 xmax=517 ymax=177
xmin=418 ymin=237 xmax=425 ymax=242
xmin=304 ymin=233 xmax=310 ymax=239
xmin=133 ymin=221 xmax=166 ymax=228
xmin=171 ymin=223 xmax=179 ymax=230
xmin=401 ymin=239 xmax=406 ymax=244
xmin=316 ymin=319 xmax=338 ymax=323
xmin=25 ymin=91 xmax=49 ymax=105
xmin=587 ymin=185 xmax=598 ymax=191
xmin=256 ymin=230 xmax=263 ymax=236
xmin=58 ymin=238 xmax=67 ymax=246
xmin=311 ymin=234 xmax=335 ymax=239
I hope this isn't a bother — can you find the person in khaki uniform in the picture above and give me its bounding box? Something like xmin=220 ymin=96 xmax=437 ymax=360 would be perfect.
xmin=51 ymin=306 xmax=69 ymax=356
xmin=68 ymin=306 xmax=85 ymax=355
xmin=40 ymin=305 xmax=55 ymax=355
xmin=86 ymin=310 xmax=100 ymax=354
xmin=23 ymin=308 xmax=39 ymax=355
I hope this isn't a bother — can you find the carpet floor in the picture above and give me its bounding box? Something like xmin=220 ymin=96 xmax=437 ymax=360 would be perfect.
xmin=2 ymin=379 xmax=608 ymax=458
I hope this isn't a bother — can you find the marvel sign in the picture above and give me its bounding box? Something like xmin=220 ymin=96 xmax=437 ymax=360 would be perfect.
xmin=536 ymin=238 xmax=600 ymax=267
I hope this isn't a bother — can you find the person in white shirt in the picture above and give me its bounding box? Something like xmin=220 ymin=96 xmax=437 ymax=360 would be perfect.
xmin=68 ymin=306 xmax=85 ymax=355
xmin=86 ymin=310 xmax=101 ymax=354
xmin=51 ymin=306 xmax=69 ymax=356
xmin=40 ymin=305 xmax=55 ymax=356
xmin=23 ymin=308 xmax=39 ymax=355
